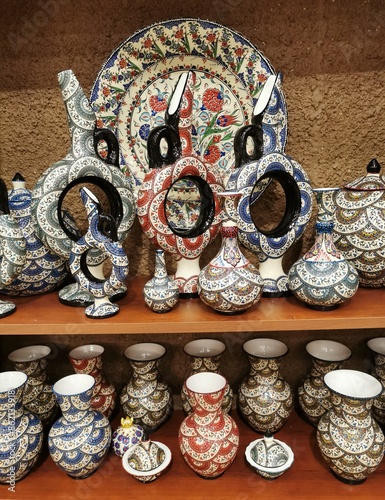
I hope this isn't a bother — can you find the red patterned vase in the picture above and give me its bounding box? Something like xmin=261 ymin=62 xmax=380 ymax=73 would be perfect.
xmin=178 ymin=372 xmax=239 ymax=478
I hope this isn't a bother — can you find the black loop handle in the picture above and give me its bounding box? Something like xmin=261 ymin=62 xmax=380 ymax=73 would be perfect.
xmin=0 ymin=178 xmax=9 ymax=215
xmin=93 ymin=127 xmax=120 ymax=168
xmin=234 ymin=123 xmax=264 ymax=169
xmin=147 ymin=125 xmax=181 ymax=170
xmin=98 ymin=213 xmax=118 ymax=242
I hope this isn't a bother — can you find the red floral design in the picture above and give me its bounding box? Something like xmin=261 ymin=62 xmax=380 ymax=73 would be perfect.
xmin=207 ymin=33 xmax=216 ymax=43
xmin=179 ymin=128 xmax=192 ymax=155
xmin=175 ymin=29 xmax=184 ymax=39
xmin=204 ymin=145 xmax=221 ymax=164
xmin=143 ymin=38 xmax=152 ymax=49
xmin=119 ymin=58 xmax=127 ymax=69
xmin=102 ymin=86 xmax=110 ymax=97
xmin=149 ymin=94 xmax=168 ymax=112
xmin=216 ymin=114 xmax=237 ymax=127
xmin=202 ymin=88 xmax=223 ymax=112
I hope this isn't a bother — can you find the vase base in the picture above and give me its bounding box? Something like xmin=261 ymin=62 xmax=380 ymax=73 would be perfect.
xmin=262 ymin=290 xmax=291 ymax=298
xmin=307 ymin=303 xmax=340 ymax=311
xmin=68 ymin=469 xmax=97 ymax=480
xmin=180 ymin=292 xmax=199 ymax=299
xmin=331 ymin=469 xmax=366 ymax=485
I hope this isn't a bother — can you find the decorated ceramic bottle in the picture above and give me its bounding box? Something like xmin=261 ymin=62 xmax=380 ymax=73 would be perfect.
xmin=367 ymin=337 xmax=385 ymax=425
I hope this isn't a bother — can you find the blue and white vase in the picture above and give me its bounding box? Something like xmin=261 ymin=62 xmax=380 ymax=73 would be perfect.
xmin=48 ymin=373 xmax=111 ymax=479
xmin=0 ymin=371 xmax=44 ymax=484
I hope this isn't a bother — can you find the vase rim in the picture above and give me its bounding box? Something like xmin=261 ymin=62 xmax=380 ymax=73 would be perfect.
xmin=184 ymin=339 xmax=226 ymax=357
xmin=53 ymin=374 xmax=94 ymax=396
xmin=124 ymin=343 xmax=166 ymax=361
xmin=367 ymin=337 xmax=385 ymax=356
xmin=306 ymin=340 xmax=351 ymax=362
xmin=0 ymin=371 xmax=27 ymax=392
xmin=8 ymin=345 xmax=51 ymax=363
xmin=324 ymin=369 xmax=382 ymax=399
xmin=69 ymin=344 xmax=104 ymax=360
xmin=186 ymin=372 xmax=226 ymax=394
xmin=313 ymin=187 xmax=340 ymax=192
xmin=122 ymin=441 xmax=172 ymax=478
xmin=243 ymin=338 xmax=288 ymax=358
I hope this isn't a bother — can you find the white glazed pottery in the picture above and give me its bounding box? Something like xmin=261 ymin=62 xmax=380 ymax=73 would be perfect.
xmin=366 ymin=337 xmax=385 ymax=425
xmin=122 ymin=441 xmax=172 ymax=483
xmin=245 ymin=435 xmax=294 ymax=479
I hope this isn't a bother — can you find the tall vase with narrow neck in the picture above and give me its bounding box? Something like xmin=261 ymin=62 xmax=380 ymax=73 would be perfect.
xmin=68 ymin=344 xmax=116 ymax=419
xmin=48 ymin=374 xmax=111 ymax=479
xmin=8 ymin=345 xmax=58 ymax=428
xmin=367 ymin=337 xmax=385 ymax=425
xmin=181 ymin=339 xmax=233 ymax=414
xmin=288 ymin=188 xmax=359 ymax=310
xmin=317 ymin=369 xmax=384 ymax=484
xmin=179 ymin=372 xmax=239 ymax=478
xmin=0 ymin=371 xmax=43 ymax=484
xmin=238 ymin=338 xmax=293 ymax=433
xmin=298 ymin=340 xmax=351 ymax=426
xmin=120 ymin=343 xmax=173 ymax=432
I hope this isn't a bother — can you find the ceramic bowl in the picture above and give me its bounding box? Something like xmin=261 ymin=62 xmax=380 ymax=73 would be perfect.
xmin=122 ymin=441 xmax=172 ymax=483
xmin=245 ymin=437 xmax=294 ymax=479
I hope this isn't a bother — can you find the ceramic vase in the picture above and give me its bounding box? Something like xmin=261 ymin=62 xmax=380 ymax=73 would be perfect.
xmin=0 ymin=371 xmax=44 ymax=484
xmin=238 ymin=338 xmax=293 ymax=433
xmin=48 ymin=373 xmax=111 ymax=479
xmin=179 ymin=372 xmax=239 ymax=478
xmin=68 ymin=344 xmax=117 ymax=419
xmin=7 ymin=345 xmax=58 ymax=428
xmin=297 ymin=340 xmax=351 ymax=426
xmin=367 ymin=337 xmax=385 ymax=425
xmin=143 ymin=249 xmax=179 ymax=313
xmin=317 ymin=369 xmax=384 ymax=484
xmin=120 ymin=343 xmax=173 ymax=432
xmin=288 ymin=188 xmax=359 ymax=309
xmin=181 ymin=339 xmax=233 ymax=414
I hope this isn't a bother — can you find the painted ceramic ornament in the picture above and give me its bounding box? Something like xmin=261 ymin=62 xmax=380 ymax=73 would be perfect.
xmin=317 ymin=369 xmax=384 ymax=484
xmin=0 ymin=371 xmax=44 ymax=484
xmin=112 ymin=416 xmax=146 ymax=458
xmin=68 ymin=187 xmax=129 ymax=318
xmin=122 ymin=440 xmax=172 ymax=483
xmin=245 ymin=433 xmax=294 ymax=479
xmin=288 ymin=188 xmax=359 ymax=309
xmin=48 ymin=374 xmax=111 ymax=479
xmin=334 ymin=159 xmax=385 ymax=287
xmin=367 ymin=337 xmax=385 ymax=426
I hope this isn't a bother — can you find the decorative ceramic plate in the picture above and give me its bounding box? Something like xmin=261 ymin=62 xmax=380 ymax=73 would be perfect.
xmin=90 ymin=18 xmax=287 ymax=189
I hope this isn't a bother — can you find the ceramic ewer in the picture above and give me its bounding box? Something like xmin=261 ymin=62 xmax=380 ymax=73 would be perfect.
xmin=197 ymin=191 xmax=263 ymax=314
xmin=317 ymin=369 xmax=384 ymax=484
xmin=137 ymin=71 xmax=224 ymax=297
xmin=143 ymin=249 xmax=179 ymax=313
xmin=238 ymin=338 xmax=293 ymax=433
xmin=68 ymin=344 xmax=117 ymax=419
xmin=367 ymin=337 xmax=385 ymax=425
xmin=179 ymin=372 xmax=239 ymax=478
xmin=288 ymin=188 xmax=359 ymax=309
xmin=226 ymin=74 xmax=313 ymax=297
xmin=120 ymin=343 xmax=173 ymax=432
xmin=48 ymin=373 xmax=111 ymax=479
xmin=68 ymin=187 xmax=129 ymax=318
xmin=245 ymin=433 xmax=294 ymax=479
xmin=112 ymin=416 xmax=146 ymax=458
xmin=333 ymin=159 xmax=385 ymax=287
xmin=297 ymin=340 xmax=351 ymax=426
xmin=8 ymin=345 xmax=58 ymax=428
xmin=181 ymin=338 xmax=233 ymax=414
xmin=122 ymin=439 xmax=172 ymax=483
xmin=31 ymin=69 xmax=135 ymax=306
xmin=0 ymin=371 xmax=43 ymax=484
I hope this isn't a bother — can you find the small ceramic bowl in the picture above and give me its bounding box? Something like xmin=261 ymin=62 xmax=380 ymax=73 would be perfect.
xmin=245 ymin=436 xmax=294 ymax=479
xmin=122 ymin=441 xmax=172 ymax=483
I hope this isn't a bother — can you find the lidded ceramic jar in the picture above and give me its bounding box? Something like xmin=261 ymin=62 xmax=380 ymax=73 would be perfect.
xmin=112 ymin=416 xmax=146 ymax=457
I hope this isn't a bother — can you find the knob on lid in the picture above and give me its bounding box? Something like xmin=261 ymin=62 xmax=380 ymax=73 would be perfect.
xmin=343 ymin=159 xmax=385 ymax=191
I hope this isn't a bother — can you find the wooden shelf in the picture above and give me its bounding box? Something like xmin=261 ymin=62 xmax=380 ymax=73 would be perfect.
xmin=2 ymin=409 xmax=385 ymax=500
xmin=0 ymin=277 xmax=385 ymax=335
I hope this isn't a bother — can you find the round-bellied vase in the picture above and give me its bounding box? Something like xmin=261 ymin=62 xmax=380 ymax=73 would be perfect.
xmin=120 ymin=343 xmax=173 ymax=432
xmin=297 ymin=340 xmax=351 ymax=426
xmin=8 ymin=345 xmax=58 ymax=428
xmin=0 ymin=371 xmax=43 ymax=484
xmin=68 ymin=344 xmax=117 ymax=419
xmin=48 ymin=373 xmax=111 ymax=479
xmin=367 ymin=337 xmax=385 ymax=426
xmin=317 ymin=369 xmax=384 ymax=484
xmin=181 ymin=338 xmax=233 ymax=414
xmin=178 ymin=372 xmax=239 ymax=478
xmin=238 ymin=338 xmax=293 ymax=433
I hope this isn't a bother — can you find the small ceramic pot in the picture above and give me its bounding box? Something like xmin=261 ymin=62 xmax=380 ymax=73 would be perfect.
xmin=367 ymin=337 xmax=385 ymax=425
xmin=122 ymin=441 xmax=172 ymax=483
xmin=112 ymin=416 xmax=146 ymax=457
xmin=245 ymin=433 xmax=294 ymax=479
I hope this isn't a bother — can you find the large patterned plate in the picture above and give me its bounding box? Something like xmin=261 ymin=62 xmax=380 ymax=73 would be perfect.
xmin=90 ymin=18 xmax=287 ymax=189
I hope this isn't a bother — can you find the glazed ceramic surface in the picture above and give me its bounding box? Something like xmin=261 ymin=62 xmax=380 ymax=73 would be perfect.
xmin=122 ymin=441 xmax=172 ymax=483
xmin=68 ymin=344 xmax=117 ymax=418
xmin=297 ymin=340 xmax=351 ymax=426
xmin=367 ymin=337 xmax=385 ymax=425
xmin=48 ymin=373 xmax=111 ymax=479
xmin=112 ymin=416 xmax=146 ymax=457
xmin=245 ymin=434 xmax=294 ymax=479
xmin=238 ymin=338 xmax=293 ymax=433
xmin=179 ymin=372 xmax=239 ymax=478
xmin=317 ymin=369 xmax=384 ymax=484
xmin=120 ymin=343 xmax=173 ymax=432
xmin=0 ymin=371 xmax=43 ymax=484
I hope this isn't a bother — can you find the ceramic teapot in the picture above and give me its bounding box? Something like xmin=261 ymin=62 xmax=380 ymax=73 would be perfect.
xmin=333 ymin=159 xmax=385 ymax=287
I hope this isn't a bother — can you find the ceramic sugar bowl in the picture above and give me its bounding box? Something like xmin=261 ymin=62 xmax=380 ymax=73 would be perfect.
xmin=122 ymin=439 xmax=172 ymax=483
xmin=245 ymin=433 xmax=294 ymax=479
xmin=112 ymin=416 xmax=147 ymax=457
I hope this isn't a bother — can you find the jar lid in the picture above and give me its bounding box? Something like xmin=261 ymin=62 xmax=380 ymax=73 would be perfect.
xmin=343 ymin=159 xmax=385 ymax=191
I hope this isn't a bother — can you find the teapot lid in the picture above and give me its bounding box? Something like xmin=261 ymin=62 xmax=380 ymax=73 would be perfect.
xmin=343 ymin=159 xmax=385 ymax=191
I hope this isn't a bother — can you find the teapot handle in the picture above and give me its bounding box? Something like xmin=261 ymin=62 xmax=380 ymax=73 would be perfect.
xmin=147 ymin=125 xmax=181 ymax=170
xmin=93 ymin=126 xmax=120 ymax=168
xmin=233 ymin=121 xmax=263 ymax=169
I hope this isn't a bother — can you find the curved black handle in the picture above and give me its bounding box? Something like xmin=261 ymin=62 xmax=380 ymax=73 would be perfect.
xmin=234 ymin=122 xmax=264 ymax=169
xmin=93 ymin=126 xmax=120 ymax=168
xmin=0 ymin=178 xmax=9 ymax=215
xmin=147 ymin=125 xmax=181 ymax=169
xmin=98 ymin=213 xmax=118 ymax=242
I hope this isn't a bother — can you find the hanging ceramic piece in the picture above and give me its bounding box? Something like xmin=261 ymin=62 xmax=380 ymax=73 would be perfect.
xmin=288 ymin=188 xmax=359 ymax=309
xmin=181 ymin=338 xmax=233 ymax=414
xmin=112 ymin=416 xmax=146 ymax=457
xmin=68 ymin=187 xmax=129 ymax=318
xmin=0 ymin=371 xmax=44 ymax=484
xmin=297 ymin=340 xmax=351 ymax=426
xmin=48 ymin=373 xmax=111 ymax=479
xmin=334 ymin=159 xmax=385 ymax=287
xmin=143 ymin=249 xmax=179 ymax=313
xmin=68 ymin=344 xmax=117 ymax=418
xmin=122 ymin=439 xmax=172 ymax=483
xmin=238 ymin=338 xmax=293 ymax=433
xmin=179 ymin=372 xmax=239 ymax=478
xmin=120 ymin=343 xmax=173 ymax=432
xmin=198 ymin=191 xmax=263 ymax=314
xmin=7 ymin=345 xmax=58 ymax=428
xmin=317 ymin=369 xmax=384 ymax=484
xmin=367 ymin=337 xmax=385 ymax=425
